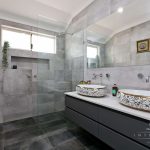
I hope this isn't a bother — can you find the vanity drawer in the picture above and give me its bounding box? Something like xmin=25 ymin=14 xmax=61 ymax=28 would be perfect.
xmin=98 ymin=124 xmax=149 ymax=150
xmin=65 ymin=96 xmax=99 ymax=121
xmin=98 ymin=107 xmax=150 ymax=148
xmin=66 ymin=107 xmax=99 ymax=138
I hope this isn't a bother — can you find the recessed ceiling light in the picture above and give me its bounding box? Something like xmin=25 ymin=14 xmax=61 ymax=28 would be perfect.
xmin=117 ymin=7 xmax=124 ymax=13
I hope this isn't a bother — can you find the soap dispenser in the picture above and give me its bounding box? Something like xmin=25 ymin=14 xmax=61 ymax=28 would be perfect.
xmin=112 ymin=84 xmax=118 ymax=96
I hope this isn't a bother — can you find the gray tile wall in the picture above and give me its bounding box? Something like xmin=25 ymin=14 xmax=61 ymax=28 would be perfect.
xmin=0 ymin=20 xmax=71 ymax=123
xmin=84 ymin=65 xmax=150 ymax=92
xmin=65 ymin=31 xmax=84 ymax=91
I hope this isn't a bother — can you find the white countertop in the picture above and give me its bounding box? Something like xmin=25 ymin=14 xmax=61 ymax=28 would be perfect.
xmin=65 ymin=92 xmax=150 ymax=121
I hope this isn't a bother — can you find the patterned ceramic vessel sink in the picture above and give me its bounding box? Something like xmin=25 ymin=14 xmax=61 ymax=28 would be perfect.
xmin=76 ymin=84 xmax=106 ymax=97
xmin=118 ymin=89 xmax=150 ymax=112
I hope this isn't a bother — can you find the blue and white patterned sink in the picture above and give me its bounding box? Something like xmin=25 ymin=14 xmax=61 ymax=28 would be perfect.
xmin=118 ymin=89 xmax=150 ymax=112
xmin=76 ymin=84 xmax=106 ymax=97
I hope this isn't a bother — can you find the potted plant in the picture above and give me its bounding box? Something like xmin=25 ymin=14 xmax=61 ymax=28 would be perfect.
xmin=1 ymin=41 xmax=9 ymax=93
xmin=2 ymin=41 xmax=9 ymax=69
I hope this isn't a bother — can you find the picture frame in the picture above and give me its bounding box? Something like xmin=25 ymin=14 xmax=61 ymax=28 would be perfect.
xmin=137 ymin=39 xmax=150 ymax=53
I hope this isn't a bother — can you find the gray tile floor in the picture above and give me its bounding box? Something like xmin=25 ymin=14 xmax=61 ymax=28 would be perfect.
xmin=0 ymin=111 xmax=113 ymax=150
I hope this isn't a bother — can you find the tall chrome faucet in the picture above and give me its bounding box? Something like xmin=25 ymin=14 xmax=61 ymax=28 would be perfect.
xmin=137 ymin=73 xmax=150 ymax=83
xmin=92 ymin=73 xmax=103 ymax=84
xmin=146 ymin=76 xmax=150 ymax=83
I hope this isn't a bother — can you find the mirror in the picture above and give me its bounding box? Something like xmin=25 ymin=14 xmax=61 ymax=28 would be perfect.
xmin=86 ymin=0 xmax=150 ymax=68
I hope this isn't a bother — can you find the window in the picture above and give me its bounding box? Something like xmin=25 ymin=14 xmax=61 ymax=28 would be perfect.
xmin=87 ymin=44 xmax=99 ymax=58
xmin=1 ymin=26 xmax=56 ymax=54
xmin=87 ymin=44 xmax=100 ymax=68
xmin=32 ymin=34 xmax=56 ymax=53
xmin=2 ymin=29 xmax=31 ymax=50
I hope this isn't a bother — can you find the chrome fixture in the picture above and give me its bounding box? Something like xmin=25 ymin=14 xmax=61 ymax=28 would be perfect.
xmin=34 ymin=75 xmax=37 ymax=78
xmin=146 ymin=76 xmax=150 ymax=83
xmin=92 ymin=73 xmax=103 ymax=84
xmin=137 ymin=73 xmax=144 ymax=79
xmin=92 ymin=73 xmax=103 ymax=80
xmin=106 ymin=73 xmax=110 ymax=78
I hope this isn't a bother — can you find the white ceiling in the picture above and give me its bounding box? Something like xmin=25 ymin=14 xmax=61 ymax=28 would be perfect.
xmin=35 ymin=0 xmax=93 ymax=16
xmin=87 ymin=0 xmax=150 ymax=43
xmin=0 ymin=0 xmax=94 ymax=32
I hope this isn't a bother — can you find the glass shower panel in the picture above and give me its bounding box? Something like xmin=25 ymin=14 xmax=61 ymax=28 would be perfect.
xmin=35 ymin=16 xmax=85 ymax=118
xmin=69 ymin=30 xmax=85 ymax=90
xmin=35 ymin=16 xmax=65 ymax=117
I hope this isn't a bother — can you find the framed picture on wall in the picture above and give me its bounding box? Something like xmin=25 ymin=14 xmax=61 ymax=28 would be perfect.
xmin=137 ymin=39 xmax=150 ymax=53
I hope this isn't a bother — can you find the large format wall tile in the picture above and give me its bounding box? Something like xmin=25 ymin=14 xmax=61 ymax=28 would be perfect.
xmin=32 ymin=80 xmax=55 ymax=94
xmin=85 ymin=65 xmax=150 ymax=91
xmin=0 ymin=70 xmax=3 ymax=82
xmin=0 ymin=111 xmax=3 ymax=123
xmin=54 ymin=70 xmax=65 ymax=81
xmin=3 ymin=70 xmax=32 ymax=95
xmin=2 ymin=94 xmax=33 ymax=122
xmin=55 ymin=82 xmax=71 ymax=91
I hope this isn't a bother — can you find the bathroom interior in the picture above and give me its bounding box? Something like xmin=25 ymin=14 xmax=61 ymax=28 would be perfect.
xmin=0 ymin=0 xmax=150 ymax=150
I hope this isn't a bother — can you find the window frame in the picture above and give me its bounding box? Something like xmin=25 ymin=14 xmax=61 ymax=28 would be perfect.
xmin=31 ymin=33 xmax=56 ymax=54
xmin=1 ymin=25 xmax=57 ymax=54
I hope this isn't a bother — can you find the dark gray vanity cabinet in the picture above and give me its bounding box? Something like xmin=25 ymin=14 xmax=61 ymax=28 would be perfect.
xmin=66 ymin=108 xmax=99 ymax=138
xmin=98 ymin=124 xmax=148 ymax=150
xmin=98 ymin=107 xmax=150 ymax=148
xmin=65 ymin=96 xmax=99 ymax=121
xmin=65 ymin=96 xmax=150 ymax=150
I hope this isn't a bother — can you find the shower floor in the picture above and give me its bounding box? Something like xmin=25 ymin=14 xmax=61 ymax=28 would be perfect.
xmin=0 ymin=111 xmax=112 ymax=150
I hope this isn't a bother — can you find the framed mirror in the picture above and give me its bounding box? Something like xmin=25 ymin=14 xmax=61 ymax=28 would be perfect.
xmin=86 ymin=0 xmax=150 ymax=68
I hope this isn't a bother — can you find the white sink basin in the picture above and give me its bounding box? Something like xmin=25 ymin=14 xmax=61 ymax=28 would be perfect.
xmin=76 ymin=84 xmax=106 ymax=97
xmin=118 ymin=89 xmax=150 ymax=112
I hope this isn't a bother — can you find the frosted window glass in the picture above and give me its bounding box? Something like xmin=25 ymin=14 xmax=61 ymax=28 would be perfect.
xmin=87 ymin=46 xmax=98 ymax=58
xmin=32 ymin=34 xmax=56 ymax=53
xmin=2 ymin=29 xmax=30 ymax=50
